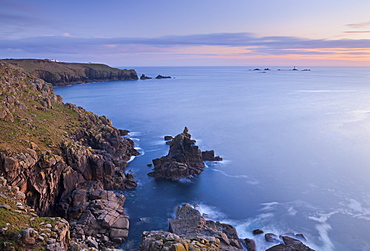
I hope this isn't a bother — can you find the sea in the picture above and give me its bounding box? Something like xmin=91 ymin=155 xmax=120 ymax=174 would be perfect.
xmin=54 ymin=66 xmax=370 ymax=251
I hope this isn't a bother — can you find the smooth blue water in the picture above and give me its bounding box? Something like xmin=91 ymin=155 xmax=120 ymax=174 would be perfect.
xmin=54 ymin=66 xmax=370 ymax=251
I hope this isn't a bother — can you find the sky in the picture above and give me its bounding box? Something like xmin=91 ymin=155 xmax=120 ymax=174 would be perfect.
xmin=1 ymin=0 xmax=370 ymax=66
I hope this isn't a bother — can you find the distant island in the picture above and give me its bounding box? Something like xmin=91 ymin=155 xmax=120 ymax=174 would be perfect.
xmin=3 ymin=58 xmax=138 ymax=86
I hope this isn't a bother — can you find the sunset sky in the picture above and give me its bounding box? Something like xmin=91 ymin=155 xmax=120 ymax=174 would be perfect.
xmin=1 ymin=0 xmax=370 ymax=66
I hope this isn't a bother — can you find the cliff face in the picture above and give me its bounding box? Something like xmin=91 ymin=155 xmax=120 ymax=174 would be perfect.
xmin=0 ymin=60 xmax=138 ymax=249
xmin=3 ymin=59 xmax=138 ymax=86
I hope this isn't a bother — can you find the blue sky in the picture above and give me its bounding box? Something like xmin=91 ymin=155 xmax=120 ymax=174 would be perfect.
xmin=1 ymin=0 xmax=370 ymax=66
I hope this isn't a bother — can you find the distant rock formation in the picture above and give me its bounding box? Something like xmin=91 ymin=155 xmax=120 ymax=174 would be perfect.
xmin=3 ymin=58 xmax=138 ymax=86
xmin=140 ymin=204 xmax=242 ymax=250
xmin=155 ymin=74 xmax=171 ymax=79
xmin=148 ymin=127 xmax=221 ymax=181
xmin=140 ymin=74 xmax=152 ymax=80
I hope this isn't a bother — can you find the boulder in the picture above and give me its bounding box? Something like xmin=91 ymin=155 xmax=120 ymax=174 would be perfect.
xmin=266 ymin=243 xmax=315 ymax=251
xmin=265 ymin=233 xmax=280 ymax=243
xmin=242 ymin=238 xmax=256 ymax=251
xmin=252 ymin=229 xmax=264 ymax=235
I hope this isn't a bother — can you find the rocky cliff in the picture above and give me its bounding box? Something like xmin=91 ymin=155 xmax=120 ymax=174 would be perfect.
xmin=3 ymin=59 xmax=138 ymax=86
xmin=0 ymin=60 xmax=138 ymax=249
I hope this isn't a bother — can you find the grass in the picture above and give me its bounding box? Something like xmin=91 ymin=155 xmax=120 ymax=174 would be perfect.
xmin=0 ymin=184 xmax=58 ymax=250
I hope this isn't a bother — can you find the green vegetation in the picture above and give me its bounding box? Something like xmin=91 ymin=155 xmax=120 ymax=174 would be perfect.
xmin=0 ymin=184 xmax=58 ymax=250
xmin=0 ymin=60 xmax=92 ymax=154
xmin=3 ymin=58 xmax=137 ymax=85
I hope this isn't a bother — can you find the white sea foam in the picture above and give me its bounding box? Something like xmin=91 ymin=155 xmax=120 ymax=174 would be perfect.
xmin=178 ymin=177 xmax=193 ymax=183
xmin=308 ymin=211 xmax=336 ymax=251
xmin=194 ymin=203 xmax=227 ymax=221
xmin=211 ymin=168 xmax=259 ymax=185
xmin=341 ymin=198 xmax=370 ymax=220
xmin=296 ymin=90 xmax=356 ymax=93
xmin=260 ymin=202 xmax=280 ymax=211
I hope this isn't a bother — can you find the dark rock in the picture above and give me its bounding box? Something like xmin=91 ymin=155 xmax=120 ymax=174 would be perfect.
xmin=166 ymin=204 xmax=242 ymax=250
xmin=149 ymin=127 xmax=222 ymax=181
xmin=164 ymin=135 xmax=173 ymax=141
xmin=202 ymin=150 xmax=223 ymax=161
xmin=265 ymin=233 xmax=280 ymax=243
xmin=252 ymin=229 xmax=264 ymax=235
xmin=119 ymin=129 xmax=130 ymax=136
xmin=155 ymin=75 xmax=171 ymax=79
xmin=242 ymin=238 xmax=256 ymax=251
xmin=140 ymin=74 xmax=152 ymax=80
xmin=148 ymin=127 xmax=205 ymax=181
xmin=266 ymin=243 xmax=315 ymax=251
xmin=176 ymin=203 xmax=201 ymax=218
xmin=281 ymin=235 xmax=302 ymax=245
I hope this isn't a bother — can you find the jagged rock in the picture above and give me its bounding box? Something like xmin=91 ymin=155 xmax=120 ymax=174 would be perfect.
xmin=149 ymin=127 xmax=220 ymax=181
xmin=176 ymin=203 xmax=201 ymax=218
xmin=119 ymin=129 xmax=130 ymax=136
xmin=266 ymin=243 xmax=315 ymax=251
xmin=202 ymin=150 xmax=223 ymax=161
xmin=281 ymin=235 xmax=302 ymax=245
xmin=265 ymin=233 xmax=280 ymax=243
xmin=140 ymin=74 xmax=152 ymax=80
xmin=166 ymin=204 xmax=242 ymax=250
xmin=155 ymin=74 xmax=171 ymax=79
xmin=0 ymin=60 xmax=138 ymax=249
xmin=164 ymin=135 xmax=173 ymax=141
xmin=140 ymin=230 xmax=221 ymax=251
xmin=241 ymin=238 xmax=256 ymax=251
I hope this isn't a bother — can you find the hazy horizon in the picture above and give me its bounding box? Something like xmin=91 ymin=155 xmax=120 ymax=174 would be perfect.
xmin=1 ymin=0 xmax=370 ymax=66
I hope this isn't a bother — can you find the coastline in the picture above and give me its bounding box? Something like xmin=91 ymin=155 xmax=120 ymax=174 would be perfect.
xmin=3 ymin=62 xmax=368 ymax=250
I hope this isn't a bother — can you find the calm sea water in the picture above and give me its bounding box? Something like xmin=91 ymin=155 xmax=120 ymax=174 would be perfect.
xmin=54 ymin=66 xmax=370 ymax=251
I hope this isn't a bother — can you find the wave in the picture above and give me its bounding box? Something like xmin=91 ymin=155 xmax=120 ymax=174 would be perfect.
xmin=211 ymin=168 xmax=260 ymax=185
xmin=296 ymin=90 xmax=356 ymax=93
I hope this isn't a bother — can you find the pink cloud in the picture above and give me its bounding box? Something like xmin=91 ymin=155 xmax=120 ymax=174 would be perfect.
xmin=347 ymin=21 xmax=370 ymax=29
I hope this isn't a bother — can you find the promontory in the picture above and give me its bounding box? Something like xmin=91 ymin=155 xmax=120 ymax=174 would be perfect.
xmin=3 ymin=58 xmax=138 ymax=86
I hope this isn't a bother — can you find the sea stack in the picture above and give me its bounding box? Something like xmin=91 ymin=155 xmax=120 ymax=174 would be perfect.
xmin=148 ymin=127 xmax=221 ymax=181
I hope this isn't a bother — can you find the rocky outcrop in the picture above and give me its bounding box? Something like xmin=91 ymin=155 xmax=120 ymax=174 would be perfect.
xmin=3 ymin=59 xmax=138 ymax=86
xmin=140 ymin=204 xmax=242 ymax=251
xmin=61 ymin=181 xmax=130 ymax=249
xmin=0 ymin=60 xmax=139 ymax=249
xmin=155 ymin=75 xmax=171 ymax=79
xmin=140 ymin=74 xmax=152 ymax=80
xmin=240 ymin=230 xmax=315 ymax=251
xmin=0 ymin=176 xmax=70 ymax=250
xmin=149 ymin=127 xmax=221 ymax=181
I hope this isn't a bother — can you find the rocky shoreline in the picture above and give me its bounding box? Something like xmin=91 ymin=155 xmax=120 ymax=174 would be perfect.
xmin=0 ymin=60 xmax=316 ymax=250
xmin=3 ymin=59 xmax=138 ymax=86
xmin=0 ymin=60 xmax=138 ymax=249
